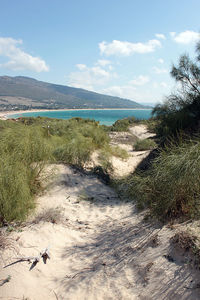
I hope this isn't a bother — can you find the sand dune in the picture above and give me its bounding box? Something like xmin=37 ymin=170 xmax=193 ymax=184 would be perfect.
xmin=1 ymin=164 xmax=200 ymax=300
xmin=0 ymin=125 xmax=200 ymax=300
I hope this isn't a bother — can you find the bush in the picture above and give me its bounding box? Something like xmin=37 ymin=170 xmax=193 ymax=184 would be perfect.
xmin=0 ymin=156 xmax=34 ymax=223
xmin=0 ymin=124 xmax=52 ymax=223
xmin=54 ymin=133 xmax=94 ymax=167
xmin=153 ymin=41 xmax=200 ymax=140
xmin=134 ymin=138 xmax=156 ymax=151
xmin=123 ymin=138 xmax=200 ymax=220
xmin=109 ymin=117 xmax=136 ymax=132
xmin=0 ymin=117 xmax=112 ymax=223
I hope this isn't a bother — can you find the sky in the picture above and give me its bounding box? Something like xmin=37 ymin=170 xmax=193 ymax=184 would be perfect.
xmin=0 ymin=0 xmax=200 ymax=105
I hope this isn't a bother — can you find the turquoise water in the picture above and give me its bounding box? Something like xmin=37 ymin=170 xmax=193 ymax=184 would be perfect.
xmin=11 ymin=109 xmax=152 ymax=125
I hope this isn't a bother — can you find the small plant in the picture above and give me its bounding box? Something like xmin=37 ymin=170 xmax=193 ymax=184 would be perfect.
xmin=134 ymin=138 xmax=156 ymax=151
xmin=171 ymin=231 xmax=200 ymax=268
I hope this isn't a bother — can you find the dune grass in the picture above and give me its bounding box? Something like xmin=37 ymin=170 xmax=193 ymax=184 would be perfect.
xmin=0 ymin=117 xmax=112 ymax=224
xmin=134 ymin=138 xmax=156 ymax=151
xmin=118 ymin=138 xmax=200 ymax=220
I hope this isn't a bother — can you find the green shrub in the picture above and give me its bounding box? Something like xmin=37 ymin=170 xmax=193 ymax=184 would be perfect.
xmin=0 ymin=156 xmax=34 ymax=223
xmin=0 ymin=124 xmax=52 ymax=223
xmin=0 ymin=117 xmax=112 ymax=223
xmin=77 ymin=123 xmax=109 ymax=147
xmin=108 ymin=145 xmax=129 ymax=159
xmin=123 ymin=139 xmax=200 ymax=220
xmin=54 ymin=133 xmax=95 ymax=167
xmin=110 ymin=117 xmax=136 ymax=132
xmin=134 ymin=139 xmax=156 ymax=151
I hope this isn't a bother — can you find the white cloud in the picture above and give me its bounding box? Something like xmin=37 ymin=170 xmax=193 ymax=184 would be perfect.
xmin=76 ymin=64 xmax=87 ymax=70
xmin=153 ymin=66 xmax=168 ymax=74
xmin=0 ymin=37 xmax=49 ymax=72
xmin=158 ymin=58 xmax=164 ymax=64
xmin=91 ymin=66 xmax=110 ymax=77
xmin=99 ymin=39 xmax=161 ymax=56
xmin=103 ymin=85 xmax=132 ymax=98
xmin=102 ymin=84 xmax=161 ymax=103
xmin=96 ymin=59 xmax=111 ymax=67
xmin=129 ymin=75 xmax=150 ymax=86
xmin=155 ymin=33 xmax=166 ymax=40
xmin=170 ymin=30 xmax=200 ymax=44
xmin=68 ymin=65 xmax=114 ymax=91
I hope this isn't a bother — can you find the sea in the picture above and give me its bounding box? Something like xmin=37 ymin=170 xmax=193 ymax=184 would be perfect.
xmin=11 ymin=109 xmax=152 ymax=126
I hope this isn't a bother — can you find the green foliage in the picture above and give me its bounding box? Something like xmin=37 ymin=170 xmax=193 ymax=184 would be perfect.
xmin=54 ymin=133 xmax=94 ymax=167
xmin=134 ymin=138 xmax=156 ymax=151
xmin=0 ymin=124 xmax=53 ymax=223
xmin=0 ymin=117 xmax=112 ymax=223
xmin=108 ymin=145 xmax=129 ymax=159
xmin=123 ymin=138 xmax=200 ymax=220
xmin=0 ymin=157 xmax=34 ymax=222
xmin=109 ymin=117 xmax=136 ymax=132
xmin=153 ymin=41 xmax=200 ymax=139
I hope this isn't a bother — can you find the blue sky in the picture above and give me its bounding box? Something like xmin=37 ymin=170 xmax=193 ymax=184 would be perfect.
xmin=0 ymin=0 xmax=199 ymax=104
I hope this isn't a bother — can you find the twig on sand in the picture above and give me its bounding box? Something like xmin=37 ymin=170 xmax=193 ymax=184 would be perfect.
xmin=3 ymin=246 xmax=50 ymax=270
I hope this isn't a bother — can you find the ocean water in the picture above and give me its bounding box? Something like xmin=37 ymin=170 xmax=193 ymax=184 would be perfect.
xmin=11 ymin=109 xmax=152 ymax=125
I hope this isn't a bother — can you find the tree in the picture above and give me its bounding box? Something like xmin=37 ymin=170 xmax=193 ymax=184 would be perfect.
xmin=153 ymin=40 xmax=200 ymax=138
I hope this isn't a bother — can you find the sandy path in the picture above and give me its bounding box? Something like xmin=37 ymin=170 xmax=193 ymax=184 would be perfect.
xmin=108 ymin=125 xmax=156 ymax=177
xmin=0 ymin=164 xmax=200 ymax=300
xmin=129 ymin=124 xmax=155 ymax=140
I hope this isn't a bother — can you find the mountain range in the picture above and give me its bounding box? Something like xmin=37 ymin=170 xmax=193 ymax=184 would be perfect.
xmin=0 ymin=76 xmax=148 ymax=110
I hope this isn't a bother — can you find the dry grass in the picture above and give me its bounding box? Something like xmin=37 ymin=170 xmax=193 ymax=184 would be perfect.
xmin=171 ymin=230 xmax=200 ymax=268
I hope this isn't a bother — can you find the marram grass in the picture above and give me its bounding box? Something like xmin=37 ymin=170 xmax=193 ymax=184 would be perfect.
xmin=0 ymin=117 xmax=112 ymax=223
xmin=120 ymin=138 xmax=200 ymax=220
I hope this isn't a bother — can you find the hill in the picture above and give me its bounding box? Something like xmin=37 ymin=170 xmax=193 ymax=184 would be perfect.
xmin=0 ymin=76 xmax=147 ymax=110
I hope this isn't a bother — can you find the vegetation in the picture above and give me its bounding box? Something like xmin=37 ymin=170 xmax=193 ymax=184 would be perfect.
xmin=109 ymin=116 xmax=136 ymax=131
xmin=152 ymin=41 xmax=200 ymax=140
xmin=134 ymin=138 xmax=156 ymax=151
xmin=117 ymin=40 xmax=200 ymax=222
xmin=120 ymin=138 xmax=200 ymax=220
xmin=0 ymin=116 xmax=128 ymax=224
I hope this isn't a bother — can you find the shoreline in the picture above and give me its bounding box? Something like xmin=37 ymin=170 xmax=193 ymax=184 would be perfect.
xmin=0 ymin=107 xmax=152 ymax=120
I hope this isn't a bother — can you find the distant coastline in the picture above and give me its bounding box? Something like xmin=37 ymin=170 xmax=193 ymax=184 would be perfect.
xmin=0 ymin=108 xmax=152 ymax=120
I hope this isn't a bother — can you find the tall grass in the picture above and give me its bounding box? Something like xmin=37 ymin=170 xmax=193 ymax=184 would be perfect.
xmin=134 ymin=138 xmax=156 ymax=151
xmin=109 ymin=117 xmax=136 ymax=132
xmin=122 ymin=138 xmax=200 ymax=220
xmin=0 ymin=117 xmax=111 ymax=223
xmin=0 ymin=125 xmax=52 ymax=223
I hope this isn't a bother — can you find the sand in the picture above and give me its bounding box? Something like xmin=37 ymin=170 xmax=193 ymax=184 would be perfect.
xmin=0 ymin=125 xmax=200 ymax=300
xmin=89 ymin=125 xmax=156 ymax=177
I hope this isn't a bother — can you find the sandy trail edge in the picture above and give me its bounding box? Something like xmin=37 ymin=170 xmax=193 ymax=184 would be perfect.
xmin=0 ymin=164 xmax=200 ymax=300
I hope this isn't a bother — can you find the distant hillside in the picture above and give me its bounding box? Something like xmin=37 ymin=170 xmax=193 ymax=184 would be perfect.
xmin=0 ymin=76 xmax=147 ymax=111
